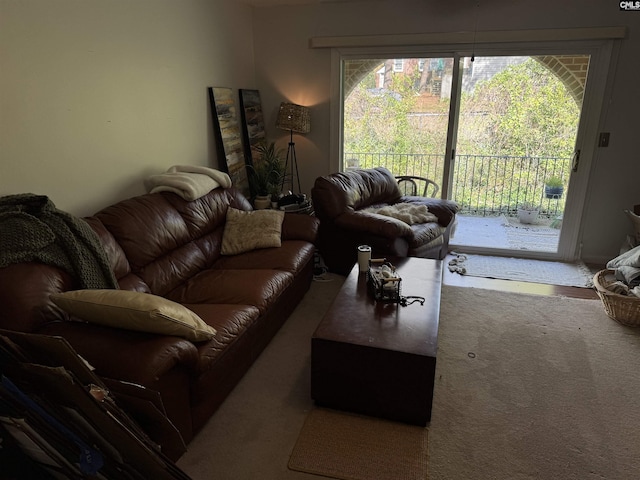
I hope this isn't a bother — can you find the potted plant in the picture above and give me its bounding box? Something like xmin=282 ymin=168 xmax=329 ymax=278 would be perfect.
xmin=544 ymin=175 xmax=564 ymax=199
xmin=517 ymin=201 xmax=540 ymax=224
xmin=247 ymin=142 xmax=285 ymax=209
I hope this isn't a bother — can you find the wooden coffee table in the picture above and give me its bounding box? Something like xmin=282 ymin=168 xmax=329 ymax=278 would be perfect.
xmin=311 ymin=257 xmax=442 ymax=426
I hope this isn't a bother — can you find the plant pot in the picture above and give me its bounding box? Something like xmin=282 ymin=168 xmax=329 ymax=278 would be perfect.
xmin=254 ymin=195 xmax=271 ymax=210
xmin=544 ymin=185 xmax=564 ymax=199
xmin=518 ymin=208 xmax=539 ymax=225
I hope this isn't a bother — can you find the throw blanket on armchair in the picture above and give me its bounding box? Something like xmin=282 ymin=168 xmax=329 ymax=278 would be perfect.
xmin=0 ymin=194 xmax=118 ymax=289
xmin=362 ymin=202 xmax=438 ymax=225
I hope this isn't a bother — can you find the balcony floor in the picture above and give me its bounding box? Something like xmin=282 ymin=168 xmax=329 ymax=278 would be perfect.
xmin=450 ymin=214 xmax=561 ymax=253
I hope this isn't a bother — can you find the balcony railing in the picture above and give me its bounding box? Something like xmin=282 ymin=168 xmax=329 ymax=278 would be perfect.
xmin=344 ymin=152 xmax=571 ymax=218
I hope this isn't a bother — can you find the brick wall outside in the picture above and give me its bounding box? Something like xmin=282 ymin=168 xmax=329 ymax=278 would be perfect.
xmin=343 ymin=55 xmax=589 ymax=107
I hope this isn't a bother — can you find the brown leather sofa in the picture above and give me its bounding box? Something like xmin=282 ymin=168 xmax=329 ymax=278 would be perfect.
xmin=0 ymin=187 xmax=318 ymax=458
xmin=311 ymin=167 xmax=459 ymax=275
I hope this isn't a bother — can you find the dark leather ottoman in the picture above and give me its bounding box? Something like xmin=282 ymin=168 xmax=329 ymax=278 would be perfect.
xmin=311 ymin=257 xmax=442 ymax=426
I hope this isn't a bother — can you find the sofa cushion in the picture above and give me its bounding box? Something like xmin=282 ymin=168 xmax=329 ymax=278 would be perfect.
xmin=399 ymin=196 xmax=459 ymax=227
xmin=213 ymin=241 xmax=316 ymax=275
xmin=362 ymin=203 xmax=438 ymax=225
xmin=221 ymin=207 xmax=285 ymax=255
xmin=186 ymin=303 xmax=261 ymax=373
xmin=408 ymin=223 xmax=447 ymax=248
xmin=167 ymin=269 xmax=293 ymax=315
xmin=50 ymin=289 xmax=217 ymax=342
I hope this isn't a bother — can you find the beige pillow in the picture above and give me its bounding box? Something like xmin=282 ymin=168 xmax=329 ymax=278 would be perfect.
xmin=221 ymin=207 xmax=285 ymax=255
xmin=50 ymin=290 xmax=216 ymax=342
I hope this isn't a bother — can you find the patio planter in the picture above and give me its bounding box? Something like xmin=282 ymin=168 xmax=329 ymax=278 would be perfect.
xmin=517 ymin=207 xmax=539 ymax=224
xmin=253 ymin=195 xmax=271 ymax=210
xmin=544 ymin=185 xmax=564 ymax=199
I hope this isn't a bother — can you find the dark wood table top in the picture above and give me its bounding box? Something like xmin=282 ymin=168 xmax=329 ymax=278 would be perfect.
xmin=313 ymin=257 xmax=442 ymax=357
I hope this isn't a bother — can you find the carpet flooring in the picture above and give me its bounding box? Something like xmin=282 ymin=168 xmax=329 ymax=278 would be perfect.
xmin=177 ymin=275 xmax=640 ymax=480
xmin=429 ymin=286 xmax=639 ymax=479
xmin=288 ymin=407 xmax=428 ymax=480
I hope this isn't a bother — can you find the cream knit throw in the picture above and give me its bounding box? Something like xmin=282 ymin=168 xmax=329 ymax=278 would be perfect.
xmin=146 ymin=165 xmax=233 ymax=201
xmin=363 ymin=202 xmax=438 ymax=225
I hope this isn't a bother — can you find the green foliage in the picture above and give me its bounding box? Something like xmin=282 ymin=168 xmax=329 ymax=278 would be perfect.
xmin=247 ymin=142 xmax=285 ymax=197
xmin=343 ymin=68 xmax=421 ymax=161
xmin=545 ymin=175 xmax=563 ymax=187
xmin=519 ymin=201 xmax=540 ymax=211
xmin=343 ymin=57 xmax=579 ymax=214
xmin=457 ymin=59 xmax=579 ymax=158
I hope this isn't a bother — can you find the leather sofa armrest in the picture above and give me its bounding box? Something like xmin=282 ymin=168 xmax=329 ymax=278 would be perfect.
xmin=334 ymin=211 xmax=413 ymax=238
xmin=37 ymin=321 xmax=200 ymax=385
xmin=281 ymin=213 xmax=320 ymax=243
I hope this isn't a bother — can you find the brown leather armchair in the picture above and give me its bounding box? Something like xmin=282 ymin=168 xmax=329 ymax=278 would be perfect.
xmin=311 ymin=167 xmax=459 ymax=275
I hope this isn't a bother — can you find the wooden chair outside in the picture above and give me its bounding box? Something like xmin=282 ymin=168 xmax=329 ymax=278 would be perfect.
xmin=395 ymin=175 xmax=440 ymax=198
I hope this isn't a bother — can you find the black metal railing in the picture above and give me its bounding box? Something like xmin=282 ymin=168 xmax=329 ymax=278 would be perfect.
xmin=344 ymin=152 xmax=571 ymax=218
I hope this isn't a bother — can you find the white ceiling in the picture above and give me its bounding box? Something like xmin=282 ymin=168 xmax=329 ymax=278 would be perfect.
xmin=239 ymin=0 xmax=314 ymax=4
xmin=239 ymin=0 xmax=386 ymax=6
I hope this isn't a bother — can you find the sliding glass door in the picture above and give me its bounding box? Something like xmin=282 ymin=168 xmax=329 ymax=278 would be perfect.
xmin=339 ymin=41 xmax=612 ymax=260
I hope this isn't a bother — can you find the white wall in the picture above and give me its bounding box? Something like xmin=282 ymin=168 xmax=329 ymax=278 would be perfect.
xmin=1 ymin=0 xmax=637 ymax=262
xmin=0 ymin=0 xmax=255 ymax=216
xmin=252 ymin=0 xmax=640 ymax=264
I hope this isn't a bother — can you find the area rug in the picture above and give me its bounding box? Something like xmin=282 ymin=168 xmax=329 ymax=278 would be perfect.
xmin=429 ymin=286 xmax=640 ymax=480
xmin=176 ymin=279 xmax=639 ymax=479
xmin=448 ymin=253 xmax=595 ymax=287
xmin=288 ymin=407 xmax=428 ymax=480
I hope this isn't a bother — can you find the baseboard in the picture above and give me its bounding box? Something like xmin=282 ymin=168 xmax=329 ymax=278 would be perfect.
xmin=580 ymin=255 xmax=610 ymax=268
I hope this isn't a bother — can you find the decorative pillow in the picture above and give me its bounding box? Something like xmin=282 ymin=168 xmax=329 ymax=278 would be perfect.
xmin=221 ymin=207 xmax=285 ymax=255
xmin=50 ymin=290 xmax=216 ymax=342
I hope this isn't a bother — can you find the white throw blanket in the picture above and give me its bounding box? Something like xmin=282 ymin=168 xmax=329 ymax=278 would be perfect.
xmin=146 ymin=165 xmax=232 ymax=201
xmin=363 ymin=202 xmax=437 ymax=225
xmin=607 ymin=244 xmax=640 ymax=288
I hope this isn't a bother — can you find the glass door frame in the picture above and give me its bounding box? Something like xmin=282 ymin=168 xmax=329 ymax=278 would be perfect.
xmin=330 ymin=38 xmax=617 ymax=261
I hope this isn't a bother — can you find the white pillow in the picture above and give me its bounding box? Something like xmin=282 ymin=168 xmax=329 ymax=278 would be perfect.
xmin=50 ymin=290 xmax=216 ymax=342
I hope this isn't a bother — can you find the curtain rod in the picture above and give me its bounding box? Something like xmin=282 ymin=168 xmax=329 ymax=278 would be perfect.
xmin=309 ymin=27 xmax=627 ymax=49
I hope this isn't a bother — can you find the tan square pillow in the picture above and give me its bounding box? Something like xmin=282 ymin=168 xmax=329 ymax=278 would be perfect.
xmin=50 ymin=290 xmax=216 ymax=342
xmin=221 ymin=207 xmax=285 ymax=255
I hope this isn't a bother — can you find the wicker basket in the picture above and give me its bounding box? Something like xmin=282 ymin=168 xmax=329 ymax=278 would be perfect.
xmin=592 ymin=269 xmax=640 ymax=326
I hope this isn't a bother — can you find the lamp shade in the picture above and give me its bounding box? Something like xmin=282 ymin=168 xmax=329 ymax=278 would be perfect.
xmin=275 ymin=102 xmax=310 ymax=134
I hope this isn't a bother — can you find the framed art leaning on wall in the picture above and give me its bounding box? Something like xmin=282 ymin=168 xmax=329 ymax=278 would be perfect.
xmin=208 ymin=87 xmax=250 ymax=197
xmin=239 ymin=89 xmax=266 ymax=167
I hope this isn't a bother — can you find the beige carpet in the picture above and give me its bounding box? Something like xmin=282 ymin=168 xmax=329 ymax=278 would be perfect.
xmin=288 ymin=407 xmax=428 ymax=480
xmin=429 ymin=287 xmax=640 ymax=480
xmin=177 ymin=275 xmax=640 ymax=480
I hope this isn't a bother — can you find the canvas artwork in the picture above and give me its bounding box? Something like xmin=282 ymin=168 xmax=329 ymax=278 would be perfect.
xmin=208 ymin=87 xmax=250 ymax=197
xmin=239 ymin=89 xmax=267 ymax=167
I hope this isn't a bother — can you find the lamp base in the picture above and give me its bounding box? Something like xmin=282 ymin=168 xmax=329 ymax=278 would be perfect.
xmin=281 ymin=130 xmax=302 ymax=194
